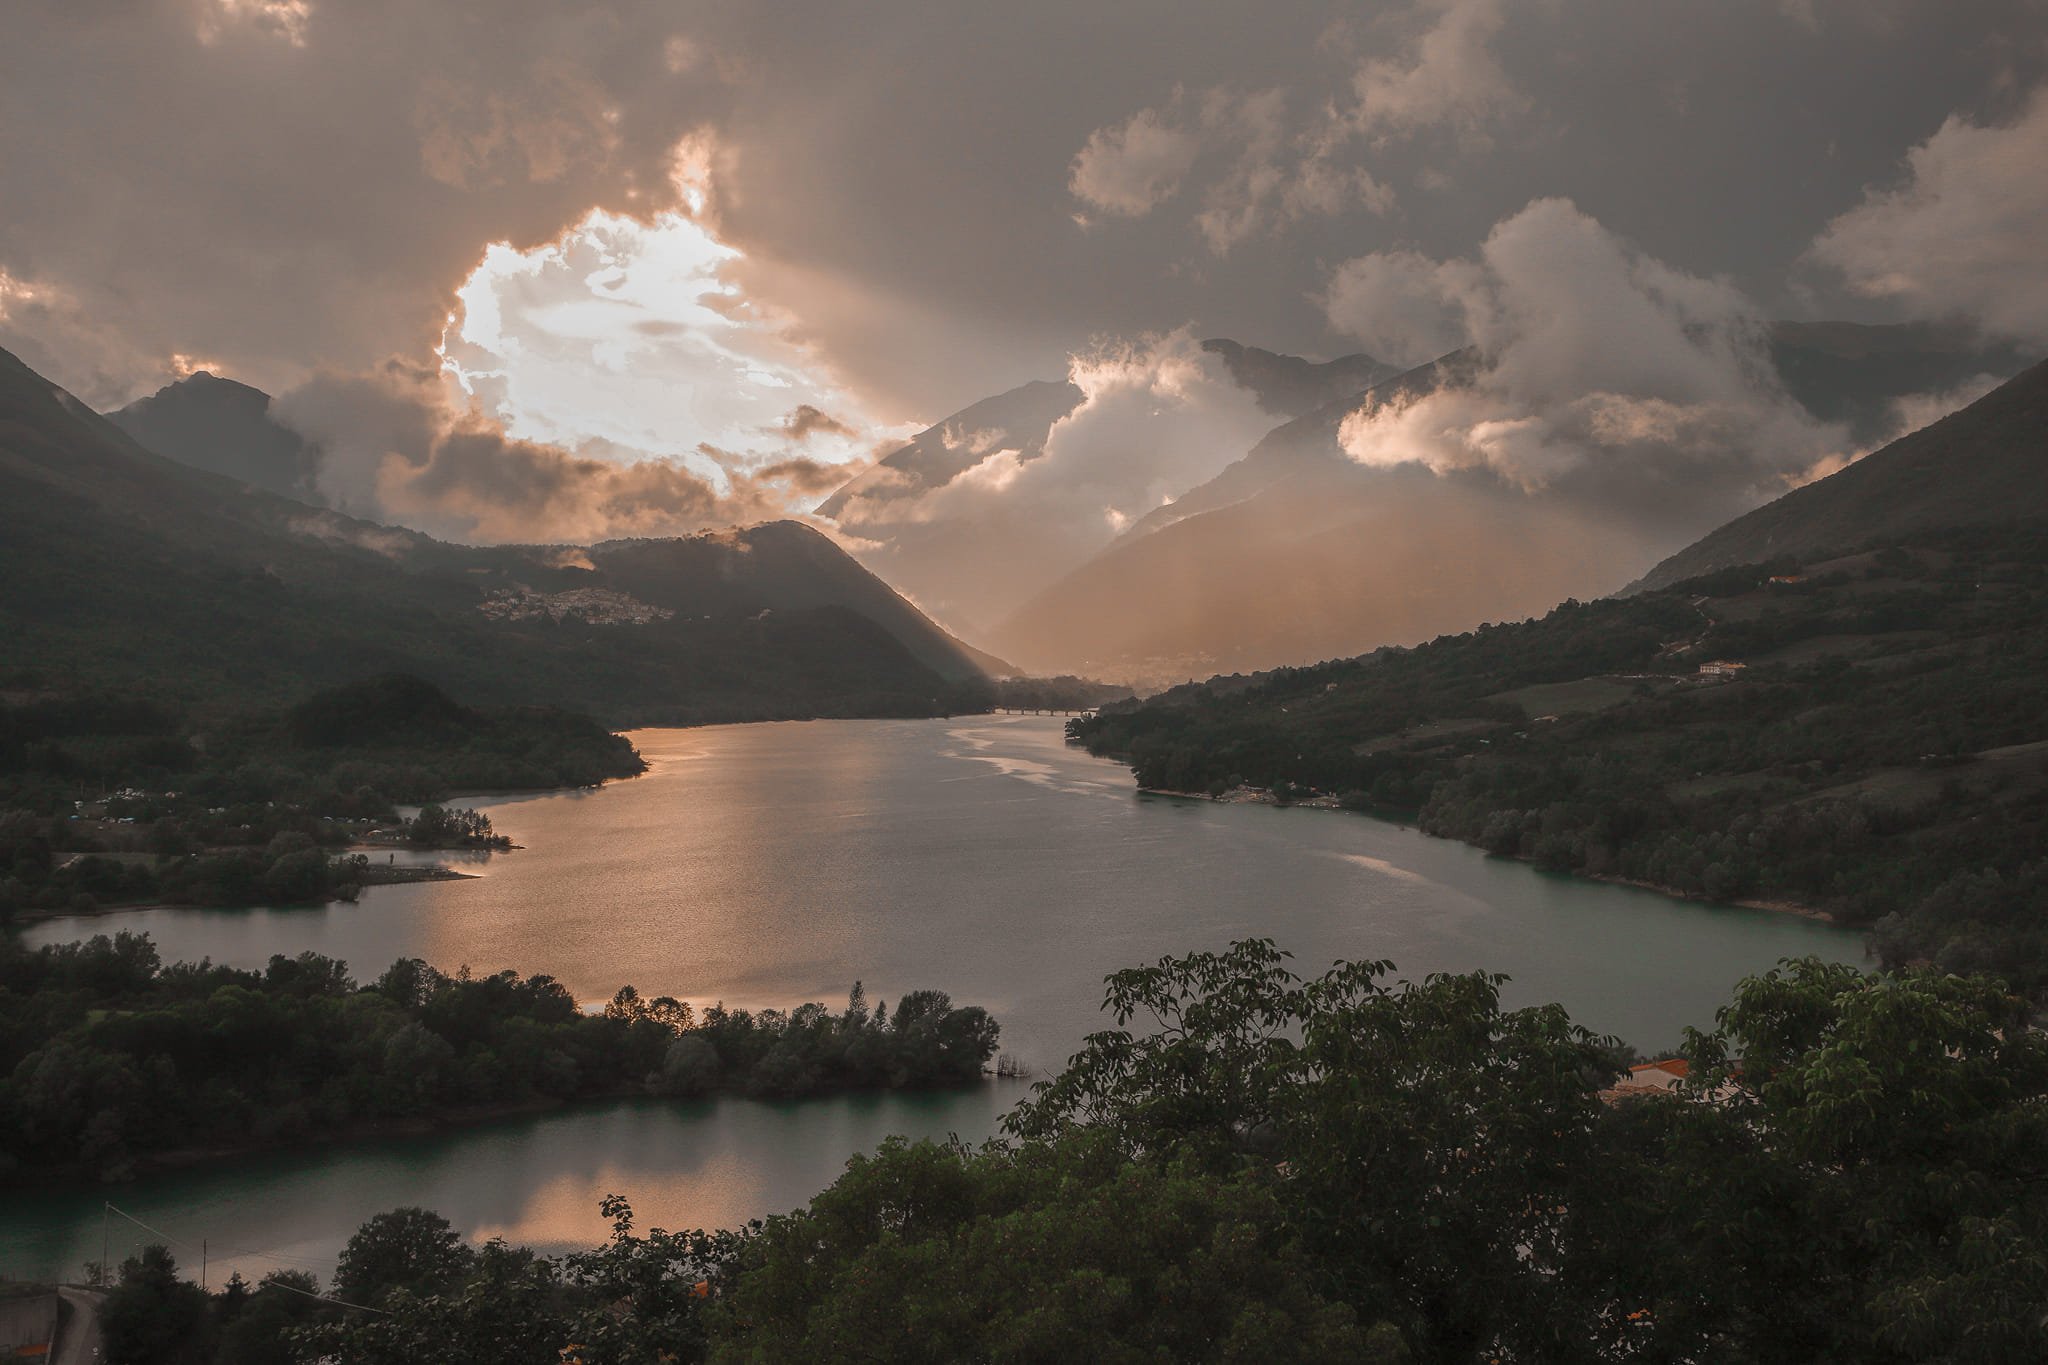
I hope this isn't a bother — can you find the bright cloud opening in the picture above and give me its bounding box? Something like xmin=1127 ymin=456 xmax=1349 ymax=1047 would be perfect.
xmin=439 ymin=204 xmax=883 ymax=497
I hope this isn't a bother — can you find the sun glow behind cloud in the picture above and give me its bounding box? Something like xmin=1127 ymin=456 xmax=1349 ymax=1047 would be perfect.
xmin=440 ymin=202 xmax=882 ymax=497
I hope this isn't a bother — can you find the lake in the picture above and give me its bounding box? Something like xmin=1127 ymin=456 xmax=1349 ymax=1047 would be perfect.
xmin=2 ymin=717 xmax=1863 ymax=1283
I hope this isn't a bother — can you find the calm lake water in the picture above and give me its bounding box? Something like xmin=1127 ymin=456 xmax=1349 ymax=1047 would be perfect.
xmin=3 ymin=717 xmax=1863 ymax=1283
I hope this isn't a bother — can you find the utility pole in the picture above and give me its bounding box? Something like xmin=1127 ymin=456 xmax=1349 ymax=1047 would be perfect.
xmin=202 ymin=1240 xmax=207 ymax=1292
xmin=100 ymin=1202 xmax=108 ymax=1289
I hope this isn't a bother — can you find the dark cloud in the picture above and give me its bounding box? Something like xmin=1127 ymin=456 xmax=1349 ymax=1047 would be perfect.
xmin=0 ymin=0 xmax=723 ymax=405
xmin=753 ymin=456 xmax=847 ymax=494
xmin=271 ymin=363 xmax=816 ymax=544
xmin=2 ymin=0 xmax=2043 ymax=570
xmin=5 ymin=0 xmax=2043 ymax=419
xmin=769 ymin=404 xmax=855 ymax=443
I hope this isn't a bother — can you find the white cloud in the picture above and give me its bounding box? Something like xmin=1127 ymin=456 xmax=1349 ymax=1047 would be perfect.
xmin=1320 ymin=248 xmax=1479 ymax=367
xmin=1810 ymin=86 xmax=2048 ymax=345
xmin=833 ymin=328 xmax=1276 ymax=630
xmin=1343 ymin=0 xmax=1522 ymax=144
xmin=272 ymin=361 xmax=847 ymax=546
xmin=1068 ymin=103 xmax=1202 ymax=218
xmin=438 ymin=176 xmax=882 ymax=495
xmin=199 ymin=0 xmax=313 ymax=48
xmin=1330 ymin=199 xmax=1848 ymax=526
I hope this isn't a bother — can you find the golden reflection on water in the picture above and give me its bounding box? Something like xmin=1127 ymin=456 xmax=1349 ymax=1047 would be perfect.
xmin=3 ymin=718 xmax=1873 ymax=1284
xmin=466 ymin=1150 xmax=769 ymax=1249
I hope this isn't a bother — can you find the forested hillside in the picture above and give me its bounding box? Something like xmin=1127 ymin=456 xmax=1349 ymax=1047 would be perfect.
xmin=1074 ymin=524 xmax=2048 ymax=987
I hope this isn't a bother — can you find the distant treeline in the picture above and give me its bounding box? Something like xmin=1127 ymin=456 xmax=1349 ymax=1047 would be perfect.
xmin=0 ymin=932 xmax=998 ymax=1182
xmin=989 ymin=674 xmax=1135 ymax=711
xmin=0 ymin=674 xmax=644 ymax=919
xmin=81 ymin=940 xmax=2048 ymax=1363
xmin=1074 ymin=524 xmax=2048 ymax=990
xmin=0 ymin=673 xmax=645 ymax=814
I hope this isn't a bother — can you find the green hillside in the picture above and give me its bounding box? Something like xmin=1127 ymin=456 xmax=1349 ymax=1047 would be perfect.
xmin=1074 ymin=523 xmax=2048 ymax=989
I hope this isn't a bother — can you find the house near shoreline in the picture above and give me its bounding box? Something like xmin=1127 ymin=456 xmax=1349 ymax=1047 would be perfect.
xmin=1601 ymin=1057 xmax=1748 ymax=1106
xmin=1627 ymin=1059 xmax=1690 ymax=1089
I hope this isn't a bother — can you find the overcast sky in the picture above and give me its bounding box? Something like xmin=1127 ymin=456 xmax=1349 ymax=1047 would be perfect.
xmin=3 ymin=0 xmax=2044 ymax=541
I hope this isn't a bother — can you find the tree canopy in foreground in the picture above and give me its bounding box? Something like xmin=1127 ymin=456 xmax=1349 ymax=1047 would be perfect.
xmin=93 ymin=940 xmax=2048 ymax=1363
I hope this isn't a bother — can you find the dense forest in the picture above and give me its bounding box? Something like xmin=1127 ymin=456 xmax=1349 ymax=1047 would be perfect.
xmin=1072 ymin=523 xmax=2048 ymax=990
xmin=0 ymin=932 xmax=999 ymax=1183
xmin=80 ymin=940 xmax=2048 ymax=1363
xmin=0 ymin=674 xmax=644 ymax=919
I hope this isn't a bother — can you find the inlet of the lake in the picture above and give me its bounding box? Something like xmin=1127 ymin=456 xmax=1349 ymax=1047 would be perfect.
xmin=1 ymin=716 xmax=1863 ymax=1283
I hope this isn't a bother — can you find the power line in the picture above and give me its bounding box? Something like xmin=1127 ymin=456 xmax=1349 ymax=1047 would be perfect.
xmin=104 ymin=1203 xmax=190 ymax=1255
xmin=251 ymin=1278 xmax=388 ymax=1316
xmin=98 ymin=1202 xmax=340 ymax=1271
xmin=99 ymin=1203 xmax=385 ymax=1314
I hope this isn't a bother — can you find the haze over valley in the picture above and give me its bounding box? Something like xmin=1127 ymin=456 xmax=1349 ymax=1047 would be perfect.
xmin=4 ymin=3 xmax=2048 ymax=1360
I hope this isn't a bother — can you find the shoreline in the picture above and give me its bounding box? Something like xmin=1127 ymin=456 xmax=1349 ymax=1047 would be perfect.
xmin=353 ymin=862 xmax=481 ymax=885
xmin=1138 ymin=783 xmax=1845 ymax=928
xmin=8 ymin=864 xmax=481 ymax=927
xmin=7 ymin=1074 xmax=1012 ymax=1192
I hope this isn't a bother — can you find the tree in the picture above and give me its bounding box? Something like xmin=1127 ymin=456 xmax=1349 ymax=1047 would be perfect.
xmin=302 ymin=1241 xmax=563 ymax=1365
xmin=1008 ymin=939 xmax=1620 ymax=1358
xmin=712 ymin=1137 xmax=1389 ymax=1364
xmin=335 ymin=1207 xmax=474 ymax=1307
xmin=381 ymin=1023 xmax=457 ymax=1111
xmin=214 ymin=1271 xmax=323 ymax=1365
xmin=1681 ymin=959 xmax=2048 ymax=1360
xmin=658 ymin=1035 xmax=721 ymax=1096
xmin=560 ymin=1196 xmax=740 ymax=1365
xmin=99 ymin=1245 xmax=211 ymax=1365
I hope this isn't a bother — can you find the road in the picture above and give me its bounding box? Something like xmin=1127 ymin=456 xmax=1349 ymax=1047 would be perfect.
xmin=54 ymin=1287 xmax=104 ymax=1365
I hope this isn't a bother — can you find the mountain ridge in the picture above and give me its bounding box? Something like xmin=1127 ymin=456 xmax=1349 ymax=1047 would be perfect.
xmin=989 ymin=324 xmax=2032 ymax=679
xmin=107 ymin=369 xmax=322 ymax=504
xmin=0 ymin=344 xmax=1001 ymax=721
xmin=1636 ymin=355 xmax=2048 ymax=590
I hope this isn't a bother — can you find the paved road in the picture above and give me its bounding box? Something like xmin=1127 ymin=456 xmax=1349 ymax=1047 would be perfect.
xmin=54 ymin=1287 xmax=104 ymax=1365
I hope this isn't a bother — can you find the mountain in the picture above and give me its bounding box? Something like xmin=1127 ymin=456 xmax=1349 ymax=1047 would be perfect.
xmin=1767 ymin=321 xmax=2030 ymax=447
xmin=1116 ymin=349 xmax=1475 ymax=545
xmin=987 ymin=455 xmax=1650 ymax=684
xmin=1196 ymin=338 xmax=1398 ymax=419
xmin=990 ymin=325 xmax=2030 ymax=680
xmin=1122 ymin=324 xmax=2016 ymax=550
xmin=982 ymin=349 xmax=1610 ymax=681
xmin=813 ymin=339 xmax=1391 ymax=638
xmin=0 ymin=344 xmax=998 ymax=722
xmin=815 ymin=378 xmax=1084 ymax=519
xmin=1636 ymin=356 xmax=2048 ymax=590
xmin=813 ymin=338 xmax=1391 ymax=524
xmin=106 ymin=370 xmax=322 ymax=503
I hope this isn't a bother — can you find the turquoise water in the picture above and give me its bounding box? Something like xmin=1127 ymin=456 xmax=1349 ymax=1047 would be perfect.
xmin=3 ymin=717 xmax=1862 ymax=1283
